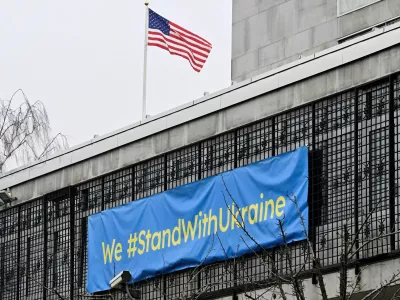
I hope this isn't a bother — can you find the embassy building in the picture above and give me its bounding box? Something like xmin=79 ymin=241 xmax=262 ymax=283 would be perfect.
xmin=3 ymin=0 xmax=400 ymax=299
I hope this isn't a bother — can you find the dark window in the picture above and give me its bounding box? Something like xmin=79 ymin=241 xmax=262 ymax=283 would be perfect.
xmin=308 ymin=149 xmax=326 ymax=228
xmin=78 ymin=218 xmax=87 ymax=288
xmin=25 ymin=237 xmax=31 ymax=297
xmin=81 ymin=189 xmax=89 ymax=211
xmin=53 ymin=231 xmax=59 ymax=287
xmin=364 ymin=91 xmax=372 ymax=120
xmin=0 ymin=244 xmax=4 ymax=297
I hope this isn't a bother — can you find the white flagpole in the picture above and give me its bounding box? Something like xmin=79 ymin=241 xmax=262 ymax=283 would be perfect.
xmin=142 ymin=1 xmax=149 ymax=120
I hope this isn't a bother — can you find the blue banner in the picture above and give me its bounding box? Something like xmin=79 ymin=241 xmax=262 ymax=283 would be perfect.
xmin=87 ymin=147 xmax=308 ymax=293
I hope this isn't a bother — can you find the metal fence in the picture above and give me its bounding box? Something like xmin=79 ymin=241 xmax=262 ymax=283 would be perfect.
xmin=1 ymin=73 xmax=400 ymax=300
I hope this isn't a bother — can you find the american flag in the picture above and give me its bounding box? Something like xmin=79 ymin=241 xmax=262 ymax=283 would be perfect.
xmin=147 ymin=9 xmax=212 ymax=72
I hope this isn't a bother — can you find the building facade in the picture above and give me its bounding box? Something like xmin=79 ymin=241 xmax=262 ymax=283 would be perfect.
xmin=2 ymin=1 xmax=400 ymax=299
xmin=232 ymin=0 xmax=400 ymax=82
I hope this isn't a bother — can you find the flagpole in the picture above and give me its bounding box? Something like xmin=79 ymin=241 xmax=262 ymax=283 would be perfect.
xmin=142 ymin=1 xmax=149 ymax=121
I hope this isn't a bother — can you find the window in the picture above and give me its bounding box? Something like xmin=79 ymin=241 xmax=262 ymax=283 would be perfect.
xmin=309 ymin=149 xmax=327 ymax=228
xmin=359 ymin=81 xmax=389 ymax=121
xmin=0 ymin=244 xmax=4 ymax=297
xmin=167 ymin=145 xmax=199 ymax=189
xmin=52 ymin=230 xmax=70 ymax=288
xmin=135 ymin=157 xmax=164 ymax=199
xmin=80 ymin=189 xmax=89 ymax=211
xmin=369 ymin=126 xmax=389 ymax=211
xmin=77 ymin=218 xmax=87 ymax=288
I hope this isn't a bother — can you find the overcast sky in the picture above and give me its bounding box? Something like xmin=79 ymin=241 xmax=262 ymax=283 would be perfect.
xmin=0 ymin=0 xmax=232 ymax=147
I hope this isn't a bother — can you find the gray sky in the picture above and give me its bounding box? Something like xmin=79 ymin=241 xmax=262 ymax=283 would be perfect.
xmin=0 ymin=0 xmax=232 ymax=147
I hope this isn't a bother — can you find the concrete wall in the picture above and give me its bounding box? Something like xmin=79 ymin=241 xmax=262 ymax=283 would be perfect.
xmin=338 ymin=0 xmax=383 ymax=16
xmin=3 ymin=25 xmax=400 ymax=204
xmin=239 ymin=258 xmax=400 ymax=299
xmin=231 ymin=0 xmax=400 ymax=82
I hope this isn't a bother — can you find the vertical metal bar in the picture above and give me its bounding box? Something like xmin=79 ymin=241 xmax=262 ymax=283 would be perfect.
xmin=198 ymin=143 xmax=202 ymax=181
xmin=78 ymin=218 xmax=87 ymax=288
xmin=389 ymin=75 xmax=396 ymax=251
xmin=245 ymin=132 xmax=250 ymax=165
xmin=69 ymin=187 xmax=76 ymax=300
xmin=233 ymin=291 xmax=238 ymax=300
xmin=112 ymin=178 xmax=117 ymax=201
xmin=233 ymin=129 xmax=238 ymax=293
xmin=354 ymin=88 xmax=360 ymax=261
xmin=163 ymin=154 xmax=168 ymax=300
xmin=368 ymin=130 xmax=373 ymax=212
xmin=43 ymin=196 xmax=48 ymax=300
xmin=271 ymin=116 xmax=276 ymax=283
xmin=164 ymin=154 xmax=168 ymax=192
xmin=101 ymin=177 xmax=105 ymax=211
xmin=16 ymin=205 xmax=21 ymax=300
xmin=232 ymin=257 xmax=238 ymax=296
xmin=311 ymin=103 xmax=317 ymax=285
xmin=26 ymin=237 xmax=31 ymax=297
xmin=163 ymin=274 xmax=167 ymax=300
xmin=234 ymin=130 xmax=238 ymax=169
xmin=132 ymin=166 xmax=136 ymax=201
xmin=197 ymin=143 xmax=202 ymax=293
xmin=0 ymin=243 xmax=4 ymax=299
xmin=53 ymin=231 xmax=58 ymax=288
xmin=272 ymin=117 xmax=276 ymax=156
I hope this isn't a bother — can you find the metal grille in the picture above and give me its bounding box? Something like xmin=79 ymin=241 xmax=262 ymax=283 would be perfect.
xmin=394 ymin=74 xmax=400 ymax=250
xmin=165 ymin=269 xmax=199 ymax=299
xmin=201 ymin=132 xmax=235 ymax=177
xmin=104 ymin=168 xmax=133 ymax=209
xmin=133 ymin=277 xmax=163 ymax=300
xmin=135 ymin=157 xmax=164 ymax=199
xmin=389 ymin=75 xmax=400 ymax=249
xmin=357 ymin=79 xmax=391 ymax=258
xmin=20 ymin=199 xmax=44 ymax=299
xmin=74 ymin=179 xmax=103 ymax=298
xmin=236 ymin=251 xmax=273 ymax=286
xmin=1 ymin=73 xmax=400 ymax=299
xmin=0 ymin=206 xmax=18 ymax=300
xmin=275 ymin=105 xmax=312 ymax=155
xmin=167 ymin=145 xmax=199 ymax=189
xmin=46 ymin=188 xmax=72 ymax=299
xmin=274 ymin=106 xmax=313 ymax=276
xmin=236 ymin=119 xmax=273 ymax=167
xmin=314 ymin=91 xmax=356 ymax=267
xmin=200 ymin=260 xmax=235 ymax=292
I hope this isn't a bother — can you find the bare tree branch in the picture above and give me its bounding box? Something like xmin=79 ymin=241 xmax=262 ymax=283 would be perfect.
xmin=391 ymin=286 xmax=400 ymax=300
xmin=359 ymin=270 xmax=400 ymax=300
xmin=220 ymin=175 xmax=289 ymax=300
xmin=26 ymin=273 xmax=66 ymax=300
xmin=0 ymin=90 xmax=68 ymax=173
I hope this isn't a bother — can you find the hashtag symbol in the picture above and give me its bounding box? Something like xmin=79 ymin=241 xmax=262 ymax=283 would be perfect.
xmin=127 ymin=233 xmax=138 ymax=258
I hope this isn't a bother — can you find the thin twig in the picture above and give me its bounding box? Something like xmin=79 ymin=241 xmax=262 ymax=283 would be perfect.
xmin=27 ymin=274 xmax=67 ymax=300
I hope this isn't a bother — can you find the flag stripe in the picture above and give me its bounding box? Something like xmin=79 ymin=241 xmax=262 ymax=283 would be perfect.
xmin=148 ymin=9 xmax=211 ymax=72
xmin=148 ymin=42 xmax=201 ymax=72
xmin=169 ymin=31 xmax=211 ymax=54
xmin=148 ymin=31 xmax=208 ymax=68
xmin=149 ymin=30 xmax=209 ymax=59
xmin=149 ymin=43 xmax=201 ymax=72
xmin=169 ymin=21 xmax=212 ymax=46
xmin=149 ymin=30 xmax=210 ymax=56
xmin=148 ymin=38 xmax=204 ymax=68
xmin=170 ymin=25 xmax=212 ymax=50
xmin=148 ymin=36 xmax=206 ymax=64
